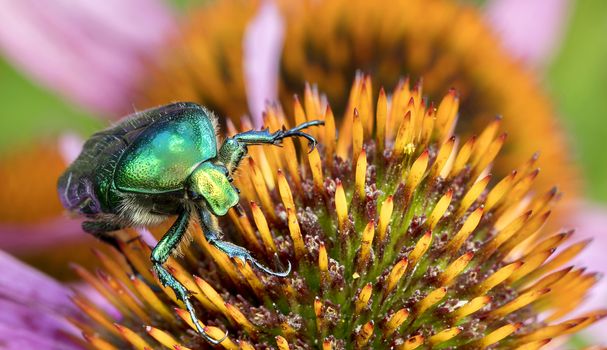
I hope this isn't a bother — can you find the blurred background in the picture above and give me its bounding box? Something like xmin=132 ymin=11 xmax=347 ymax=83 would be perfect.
xmin=0 ymin=0 xmax=605 ymax=346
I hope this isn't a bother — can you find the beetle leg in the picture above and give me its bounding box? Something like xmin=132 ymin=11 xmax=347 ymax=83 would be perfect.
xmin=271 ymin=120 xmax=326 ymax=152
xmin=151 ymin=210 xmax=227 ymax=345
xmin=198 ymin=207 xmax=291 ymax=277
xmin=233 ymin=120 xmax=325 ymax=152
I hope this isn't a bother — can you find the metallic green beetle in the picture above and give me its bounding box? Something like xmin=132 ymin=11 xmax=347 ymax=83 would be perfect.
xmin=57 ymin=102 xmax=323 ymax=343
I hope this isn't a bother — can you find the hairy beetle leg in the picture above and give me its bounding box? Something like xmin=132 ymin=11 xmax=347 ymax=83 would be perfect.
xmin=151 ymin=211 xmax=227 ymax=344
xmin=152 ymin=263 xmax=227 ymax=344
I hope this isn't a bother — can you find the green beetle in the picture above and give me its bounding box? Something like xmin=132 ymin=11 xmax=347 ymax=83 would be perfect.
xmin=57 ymin=102 xmax=323 ymax=343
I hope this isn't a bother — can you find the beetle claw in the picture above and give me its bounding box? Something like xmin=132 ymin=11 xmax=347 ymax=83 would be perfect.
xmin=205 ymin=329 xmax=228 ymax=345
xmin=251 ymin=257 xmax=292 ymax=277
xmin=272 ymin=120 xmax=324 ymax=153
xmin=211 ymin=240 xmax=292 ymax=278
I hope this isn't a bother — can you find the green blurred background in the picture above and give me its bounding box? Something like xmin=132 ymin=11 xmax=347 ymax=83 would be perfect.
xmin=0 ymin=0 xmax=605 ymax=202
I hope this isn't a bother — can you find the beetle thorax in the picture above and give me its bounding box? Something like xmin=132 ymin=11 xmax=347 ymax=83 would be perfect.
xmin=116 ymin=192 xmax=172 ymax=227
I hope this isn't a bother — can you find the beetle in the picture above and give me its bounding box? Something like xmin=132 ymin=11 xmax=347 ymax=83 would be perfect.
xmin=57 ymin=102 xmax=323 ymax=344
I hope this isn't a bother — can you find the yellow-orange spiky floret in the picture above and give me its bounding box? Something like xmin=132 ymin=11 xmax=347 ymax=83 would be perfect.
xmin=0 ymin=0 xmax=583 ymax=288
xmin=73 ymin=78 xmax=602 ymax=349
xmin=139 ymin=0 xmax=578 ymax=235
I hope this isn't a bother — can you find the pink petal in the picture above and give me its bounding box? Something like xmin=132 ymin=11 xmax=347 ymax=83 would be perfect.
xmin=0 ymin=300 xmax=79 ymax=344
xmin=136 ymin=227 xmax=159 ymax=247
xmin=58 ymin=133 xmax=84 ymax=164
xmin=0 ymin=324 xmax=82 ymax=350
xmin=0 ymin=0 xmax=177 ymax=115
xmin=0 ymin=217 xmax=85 ymax=253
xmin=243 ymin=1 xmax=285 ymax=127
xmin=0 ymin=250 xmax=78 ymax=316
xmin=485 ymin=0 xmax=571 ymax=67
xmin=568 ymin=203 xmax=607 ymax=342
xmin=70 ymin=283 xmax=121 ymax=320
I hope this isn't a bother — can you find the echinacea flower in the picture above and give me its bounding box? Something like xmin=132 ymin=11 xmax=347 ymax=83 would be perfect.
xmin=40 ymin=78 xmax=604 ymax=349
xmin=0 ymin=0 xmax=580 ymax=277
xmin=140 ymin=0 xmax=578 ymax=224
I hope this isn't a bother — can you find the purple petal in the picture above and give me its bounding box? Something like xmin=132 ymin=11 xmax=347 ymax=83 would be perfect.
xmin=0 ymin=251 xmax=83 ymax=348
xmin=0 ymin=250 xmax=77 ymax=316
xmin=58 ymin=133 xmax=84 ymax=164
xmin=485 ymin=0 xmax=571 ymax=66
xmin=567 ymin=203 xmax=607 ymax=342
xmin=243 ymin=1 xmax=285 ymax=127
xmin=70 ymin=283 xmax=121 ymax=320
xmin=0 ymin=0 xmax=176 ymax=115
xmin=0 ymin=300 xmax=79 ymax=344
xmin=0 ymin=324 xmax=82 ymax=350
xmin=136 ymin=227 xmax=159 ymax=247
xmin=0 ymin=217 xmax=85 ymax=254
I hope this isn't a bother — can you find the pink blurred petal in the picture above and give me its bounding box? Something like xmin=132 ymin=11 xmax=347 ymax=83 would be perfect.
xmin=485 ymin=0 xmax=571 ymax=66
xmin=0 ymin=300 xmax=79 ymax=344
xmin=0 ymin=325 xmax=81 ymax=350
xmin=58 ymin=133 xmax=84 ymax=164
xmin=0 ymin=0 xmax=177 ymax=115
xmin=0 ymin=251 xmax=86 ymax=349
xmin=243 ymin=1 xmax=285 ymax=127
xmin=136 ymin=227 xmax=159 ymax=247
xmin=0 ymin=250 xmax=78 ymax=316
xmin=70 ymin=283 xmax=121 ymax=320
xmin=0 ymin=217 xmax=85 ymax=254
xmin=568 ymin=202 xmax=607 ymax=343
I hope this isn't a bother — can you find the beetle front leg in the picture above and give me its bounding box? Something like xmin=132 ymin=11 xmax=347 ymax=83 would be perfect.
xmin=218 ymin=120 xmax=324 ymax=173
xmin=151 ymin=210 xmax=226 ymax=345
xmin=233 ymin=120 xmax=324 ymax=151
xmin=198 ymin=207 xmax=291 ymax=277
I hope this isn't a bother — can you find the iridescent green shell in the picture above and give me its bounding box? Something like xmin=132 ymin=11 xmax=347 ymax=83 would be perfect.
xmin=114 ymin=112 xmax=217 ymax=194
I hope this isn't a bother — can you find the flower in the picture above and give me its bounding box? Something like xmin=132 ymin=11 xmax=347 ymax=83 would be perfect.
xmin=0 ymin=1 xmax=603 ymax=347
xmin=0 ymin=0 xmax=579 ymax=276
xmin=60 ymin=79 xmax=604 ymax=349
xmin=140 ymin=0 xmax=578 ymax=222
